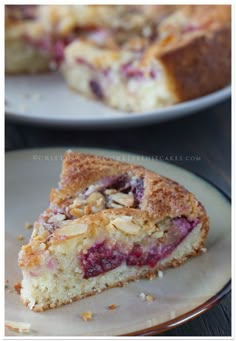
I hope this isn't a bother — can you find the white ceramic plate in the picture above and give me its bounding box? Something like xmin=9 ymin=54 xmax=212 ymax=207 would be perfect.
xmin=5 ymin=73 xmax=231 ymax=128
xmin=5 ymin=148 xmax=231 ymax=336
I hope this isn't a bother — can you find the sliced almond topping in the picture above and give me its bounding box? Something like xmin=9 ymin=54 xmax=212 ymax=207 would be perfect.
xmin=55 ymin=222 xmax=88 ymax=237
xmin=69 ymin=207 xmax=84 ymax=218
xmin=71 ymin=196 xmax=84 ymax=208
xmin=111 ymin=217 xmax=140 ymax=235
xmin=80 ymin=311 xmax=93 ymax=321
xmin=48 ymin=214 xmax=65 ymax=223
xmin=104 ymin=189 xmax=117 ymax=195
xmin=109 ymin=192 xmax=134 ymax=207
xmin=109 ymin=202 xmax=123 ymax=209
xmin=84 ymin=205 xmax=93 ymax=215
xmin=5 ymin=320 xmax=31 ymax=333
xmin=86 ymin=192 xmax=105 ymax=211
xmin=152 ymin=231 xmax=164 ymax=239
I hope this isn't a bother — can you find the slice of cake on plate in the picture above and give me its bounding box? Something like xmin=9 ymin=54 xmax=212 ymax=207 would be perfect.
xmin=19 ymin=151 xmax=209 ymax=311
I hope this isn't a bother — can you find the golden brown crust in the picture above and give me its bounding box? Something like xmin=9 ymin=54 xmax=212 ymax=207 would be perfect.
xmin=158 ymin=26 xmax=231 ymax=102
xmin=50 ymin=151 xmax=207 ymax=222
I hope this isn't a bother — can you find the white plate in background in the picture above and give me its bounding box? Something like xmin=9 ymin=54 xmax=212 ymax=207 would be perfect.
xmin=5 ymin=73 xmax=231 ymax=128
xmin=5 ymin=148 xmax=231 ymax=336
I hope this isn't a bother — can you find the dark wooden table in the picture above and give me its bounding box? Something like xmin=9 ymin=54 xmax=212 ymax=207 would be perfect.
xmin=5 ymin=99 xmax=231 ymax=336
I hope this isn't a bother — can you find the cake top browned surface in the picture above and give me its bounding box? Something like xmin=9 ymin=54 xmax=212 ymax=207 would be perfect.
xmin=49 ymin=151 xmax=207 ymax=222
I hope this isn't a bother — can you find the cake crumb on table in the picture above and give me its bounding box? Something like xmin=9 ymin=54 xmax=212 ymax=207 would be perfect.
xmin=201 ymin=247 xmax=207 ymax=253
xmin=5 ymin=320 xmax=31 ymax=333
xmin=108 ymin=304 xmax=117 ymax=310
xmin=80 ymin=311 xmax=93 ymax=321
xmin=14 ymin=281 xmax=22 ymax=295
xmin=158 ymin=270 xmax=163 ymax=278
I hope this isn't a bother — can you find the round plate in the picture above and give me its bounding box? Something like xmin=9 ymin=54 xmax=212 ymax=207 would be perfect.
xmin=5 ymin=73 xmax=231 ymax=128
xmin=5 ymin=148 xmax=231 ymax=336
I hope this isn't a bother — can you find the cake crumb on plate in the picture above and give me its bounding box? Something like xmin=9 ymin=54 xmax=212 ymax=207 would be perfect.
xmin=14 ymin=281 xmax=22 ymax=295
xmin=17 ymin=234 xmax=24 ymax=241
xmin=25 ymin=222 xmax=33 ymax=230
xmin=80 ymin=311 xmax=93 ymax=321
xmin=108 ymin=304 xmax=117 ymax=310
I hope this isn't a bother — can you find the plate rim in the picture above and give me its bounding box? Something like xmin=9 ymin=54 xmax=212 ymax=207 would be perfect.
xmin=124 ymin=280 xmax=231 ymax=336
xmin=5 ymin=147 xmax=231 ymax=336
xmin=5 ymin=84 xmax=231 ymax=128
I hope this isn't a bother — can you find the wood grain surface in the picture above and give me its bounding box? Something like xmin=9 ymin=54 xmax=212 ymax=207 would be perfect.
xmin=5 ymin=99 xmax=231 ymax=336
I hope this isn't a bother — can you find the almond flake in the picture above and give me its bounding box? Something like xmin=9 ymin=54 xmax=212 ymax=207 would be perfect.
xmin=109 ymin=192 xmax=134 ymax=207
xmin=48 ymin=214 xmax=65 ymax=223
xmin=55 ymin=222 xmax=88 ymax=237
xmin=5 ymin=320 xmax=31 ymax=333
xmin=111 ymin=217 xmax=140 ymax=235
xmin=153 ymin=231 xmax=164 ymax=239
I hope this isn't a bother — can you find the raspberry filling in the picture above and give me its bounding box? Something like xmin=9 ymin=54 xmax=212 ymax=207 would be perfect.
xmin=80 ymin=242 xmax=125 ymax=279
xmin=89 ymin=80 xmax=104 ymax=99
xmin=79 ymin=217 xmax=199 ymax=278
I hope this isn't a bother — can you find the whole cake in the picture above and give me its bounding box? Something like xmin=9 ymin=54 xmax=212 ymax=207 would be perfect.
xmin=18 ymin=151 xmax=209 ymax=311
xmin=5 ymin=5 xmax=231 ymax=112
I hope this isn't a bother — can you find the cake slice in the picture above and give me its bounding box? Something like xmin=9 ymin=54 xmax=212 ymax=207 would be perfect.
xmin=61 ymin=5 xmax=231 ymax=112
xmin=19 ymin=151 xmax=209 ymax=311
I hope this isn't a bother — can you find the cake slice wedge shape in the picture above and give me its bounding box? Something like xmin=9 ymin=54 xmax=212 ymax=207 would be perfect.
xmin=19 ymin=151 xmax=209 ymax=311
